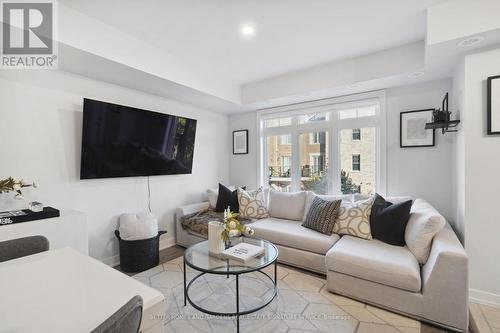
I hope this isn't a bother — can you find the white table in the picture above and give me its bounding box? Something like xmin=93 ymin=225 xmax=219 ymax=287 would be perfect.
xmin=0 ymin=247 xmax=165 ymax=333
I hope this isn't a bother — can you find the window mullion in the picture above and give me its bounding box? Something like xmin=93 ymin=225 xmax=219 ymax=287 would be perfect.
xmin=291 ymin=117 xmax=300 ymax=192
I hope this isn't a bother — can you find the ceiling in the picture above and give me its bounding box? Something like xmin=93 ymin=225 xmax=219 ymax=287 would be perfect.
xmin=60 ymin=0 xmax=430 ymax=86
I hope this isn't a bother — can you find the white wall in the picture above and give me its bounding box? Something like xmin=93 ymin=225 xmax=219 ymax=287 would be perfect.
xmin=230 ymin=79 xmax=455 ymax=221
xmin=0 ymin=70 xmax=229 ymax=264
xmin=386 ymin=79 xmax=455 ymax=221
xmin=461 ymin=47 xmax=500 ymax=305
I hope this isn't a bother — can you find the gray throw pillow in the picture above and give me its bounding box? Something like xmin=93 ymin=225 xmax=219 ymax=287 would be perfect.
xmin=302 ymin=197 xmax=342 ymax=235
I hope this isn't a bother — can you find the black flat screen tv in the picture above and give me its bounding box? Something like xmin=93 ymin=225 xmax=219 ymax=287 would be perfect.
xmin=80 ymin=99 xmax=197 ymax=179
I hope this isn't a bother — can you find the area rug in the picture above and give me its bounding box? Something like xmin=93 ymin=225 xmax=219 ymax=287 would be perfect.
xmin=133 ymin=256 xmax=421 ymax=333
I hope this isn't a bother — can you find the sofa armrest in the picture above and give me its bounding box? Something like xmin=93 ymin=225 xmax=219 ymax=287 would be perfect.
xmin=421 ymin=223 xmax=468 ymax=331
xmin=175 ymin=202 xmax=210 ymax=222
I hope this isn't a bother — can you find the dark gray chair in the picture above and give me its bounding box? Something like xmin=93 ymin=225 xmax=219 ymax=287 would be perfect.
xmin=0 ymin=235 xmax=50 ymax=262
xmin=91 ymin=295 xmax=143 ymax=333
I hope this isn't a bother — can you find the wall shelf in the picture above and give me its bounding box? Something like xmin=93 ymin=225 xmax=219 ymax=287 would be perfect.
xmin=424 ymin=92 xmax=461 ymax=134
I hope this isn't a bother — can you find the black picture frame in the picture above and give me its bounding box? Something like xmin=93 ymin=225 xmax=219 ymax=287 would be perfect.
xmin=400 ymin=109 xmax=435 ymax=148
xmin=233 ymin=130 xmax=248 ymax=154
xmin=487 ymin=75 xmax=500 ymax=135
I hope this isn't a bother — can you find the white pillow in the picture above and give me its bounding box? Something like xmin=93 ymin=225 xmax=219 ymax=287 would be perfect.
xmin=302 ymin=192 xmax=354 ymax=222
xmin=119 ymin=212 xmax=158 ymax=241
xmin=405 ymin=199 xmax=446 ymax=264
xmin=206 ymin=185 xmax=236 ymax=209
xmin=268 ymin=190 xmax=307 ymax=221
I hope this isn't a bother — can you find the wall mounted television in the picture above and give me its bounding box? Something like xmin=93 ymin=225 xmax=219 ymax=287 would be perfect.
xmin=80 ymin=99 xmax=197 ymax=179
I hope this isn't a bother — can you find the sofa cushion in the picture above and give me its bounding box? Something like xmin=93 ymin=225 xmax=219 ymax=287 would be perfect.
xmin=207 ymin=185 xmax=236 ymax=208
xmin=302 ymin=192 xmax=353 ymax=222
xmin=214 ymin=184 xmax=246 ymax=213
xmin=268 ymin=190 xmax=307 ymax=221
xmin=302 ymin=197 xmax=342 ymax=235
xmin=249 ymin=218 xmax=340 ymax=255
xmin=333 ymin=197 xmax=374 ymax=240
xmin=405 ymin=199 xmax=446 ymax=264
xmin=237 ymin=187 xmax=269 ymax=219
xmin=326 ymin=235 xmax=421 ymax=292
xmin=370 ymin=193 xmax=413 ymax=246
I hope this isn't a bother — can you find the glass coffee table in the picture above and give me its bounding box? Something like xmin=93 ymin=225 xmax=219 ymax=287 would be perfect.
xmin=183 ymin=237 xmax=279 ymax=333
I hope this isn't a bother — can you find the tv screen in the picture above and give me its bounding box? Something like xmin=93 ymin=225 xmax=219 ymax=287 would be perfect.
xmin=80 ymin=99 xmax=197 ymax=179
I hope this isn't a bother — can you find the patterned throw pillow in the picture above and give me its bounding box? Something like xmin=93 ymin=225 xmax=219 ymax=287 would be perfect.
xmin=237 ymin=187 xmax=269 ymax=219
xmin=333 ymin=196 xmax=375 ymax=239
xmin=302 ymin=197 xmax=342 ymax=235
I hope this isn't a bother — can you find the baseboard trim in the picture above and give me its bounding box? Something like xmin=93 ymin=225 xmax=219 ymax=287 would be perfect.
xmin=160 ymin=236 xmax=176 ymax=250
xmin=101 ymin=254 xmax=120 ymax=267
xmin=470 ymin=288 xmax=500 ymax=308
xmin=100 ymin=236 xmax=177 ymax=267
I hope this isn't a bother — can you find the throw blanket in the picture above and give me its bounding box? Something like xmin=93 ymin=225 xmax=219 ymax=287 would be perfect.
xmin=180 ymin=209 xmax=251 ymax=237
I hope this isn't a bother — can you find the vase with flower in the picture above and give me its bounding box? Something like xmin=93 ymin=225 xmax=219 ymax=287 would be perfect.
xmin=220 ymin=207 xmax=255 ymax=248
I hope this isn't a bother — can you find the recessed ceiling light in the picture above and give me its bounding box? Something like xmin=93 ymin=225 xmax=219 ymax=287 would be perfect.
xmin=240 ymin=23 xmax=256 ymax=38
xmin=458 ymin=36 xmax=484 ymax=48
xmin=408 ymin=71 xmax=425 ymax=78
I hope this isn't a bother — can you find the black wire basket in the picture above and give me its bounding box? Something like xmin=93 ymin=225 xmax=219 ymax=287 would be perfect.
xmin=114 ymin=230 xmax=167 ymax=273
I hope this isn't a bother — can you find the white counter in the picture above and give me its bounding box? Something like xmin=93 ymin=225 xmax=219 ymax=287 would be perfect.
xmin=0 ymin=247 xmax=165 ymax=333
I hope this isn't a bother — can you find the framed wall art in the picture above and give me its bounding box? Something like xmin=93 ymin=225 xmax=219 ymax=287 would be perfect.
xmin=233 ymin=130 xmax=248 ymax=154
xmin=400 ymin=109 xmax=435 ymax=148
xmin=487 ymin=75 xmax=500 ymax=135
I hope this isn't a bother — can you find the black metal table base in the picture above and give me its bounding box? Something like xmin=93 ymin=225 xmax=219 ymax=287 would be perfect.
xmin=183 ymin=259 xmax=278 ymax=333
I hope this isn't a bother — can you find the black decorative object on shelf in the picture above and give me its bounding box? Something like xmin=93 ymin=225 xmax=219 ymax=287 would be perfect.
xmin=425 ymin=93 xmax=461 ymax=134
xmin=0 ymin=207 xmax=60 ymax=227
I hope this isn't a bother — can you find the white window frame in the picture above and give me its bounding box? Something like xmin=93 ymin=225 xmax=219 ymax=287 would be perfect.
xmin=256 ymin=90 xmax=387 ymax=195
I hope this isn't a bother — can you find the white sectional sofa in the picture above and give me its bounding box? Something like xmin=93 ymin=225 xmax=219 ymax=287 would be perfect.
xmin=175 ymin=194 xmax=468 ymax=332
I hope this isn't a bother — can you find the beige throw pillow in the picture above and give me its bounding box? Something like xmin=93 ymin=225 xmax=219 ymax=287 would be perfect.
xmin=333 ymin=197 xmax=374 ymax=239
xmin=237 ymin=187 xmax=269 ymax=219
xmin=405 ymin=199 xmax=446 ymax=264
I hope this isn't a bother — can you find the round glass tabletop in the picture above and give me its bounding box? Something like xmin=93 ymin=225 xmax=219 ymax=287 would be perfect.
xmin=184 ymin=237 xmax=278 ymax=274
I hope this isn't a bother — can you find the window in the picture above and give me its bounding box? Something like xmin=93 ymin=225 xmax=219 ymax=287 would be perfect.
xmin=264 ymin=117 xmax=292 ymax=128
xmin=259 ymin=92 xmax=385 ymax=195
xmin=301 ymin=132 xmax=329 ymax=194
xmin=352 ymin=128 xmax=361 ymax=140
xmin=298 ymin=112 xmax=329 ymax=124
xmin=266 ymin=135 xmax=292 ymax=192
xmin=352 ymin=154 xmax=360 ymax=171
xmin=309 ymin=132 xmax=320 ymax=144
xmin=341 ymin=128 xmax=376 ymax=194
xmin=280 ymin=134 xmax=291 ymax=145
xmin=338 ymin=105 xmax=377 ymax=119
xmin=281 ymin=156 xmax=291 ymax=174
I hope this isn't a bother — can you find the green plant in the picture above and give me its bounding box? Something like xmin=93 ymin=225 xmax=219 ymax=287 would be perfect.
xmin=0 ymin=177 xmax=37 ymax=199
xmin=341 ymin=170 xmax=360 ymax=194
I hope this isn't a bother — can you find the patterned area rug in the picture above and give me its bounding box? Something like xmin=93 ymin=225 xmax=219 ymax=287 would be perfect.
xmin=133 ymin=256 xmax=421 ymax=333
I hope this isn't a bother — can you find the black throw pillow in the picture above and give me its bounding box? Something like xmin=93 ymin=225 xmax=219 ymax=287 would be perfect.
xmin=370 ymin=193 xmax=413 ymax=246
xmin=214 ymin=184 xmax=245 ymax=213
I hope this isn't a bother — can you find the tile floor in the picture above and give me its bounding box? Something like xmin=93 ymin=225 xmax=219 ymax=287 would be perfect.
xmin=470 ymin=302 xmax=500 ymax=333
xmin=132 ymin=256 xmax=452 ymax=333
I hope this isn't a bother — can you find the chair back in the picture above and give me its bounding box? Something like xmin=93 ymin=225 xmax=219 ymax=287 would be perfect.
xmin=91 ymin=295 xmax=143 ymax=333
xmin=0 ymin=235 xmax=49 ymax=262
